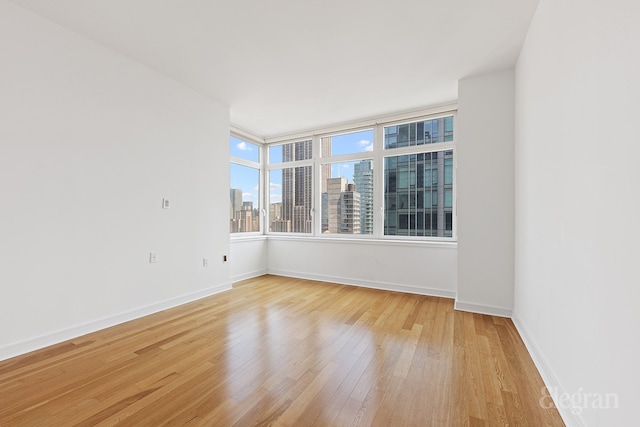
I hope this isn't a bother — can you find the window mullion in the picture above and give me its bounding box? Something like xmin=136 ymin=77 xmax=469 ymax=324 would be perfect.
xmin=373 ymin=123 xmax=384 ymax=239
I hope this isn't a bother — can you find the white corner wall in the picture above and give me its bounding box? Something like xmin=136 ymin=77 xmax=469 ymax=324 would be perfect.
xmin=0 ymin=1 xmax=231 ymax=361
xmin=514 ymin=0 xmax=640 ymax=425
xmin=230 ymin=237 xmax=268 ymax=282
xmin=456 ymin=69 xmax=515 ymax=317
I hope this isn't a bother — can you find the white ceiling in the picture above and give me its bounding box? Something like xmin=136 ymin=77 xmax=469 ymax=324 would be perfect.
xmin=10 ymin=0 xmax=539 ymax=139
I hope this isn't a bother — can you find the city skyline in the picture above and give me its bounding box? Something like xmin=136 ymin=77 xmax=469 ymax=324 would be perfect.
xmin=230 ymin=131 xmax=374 ymax=213
xmin=231 ymin=131 xmax=374 ymax=234
xmin=231 ymin=121 xmax=453 ymax=236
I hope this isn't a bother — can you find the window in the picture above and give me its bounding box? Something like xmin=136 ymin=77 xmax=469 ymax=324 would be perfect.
xmin=384 ymin=116 xmax=454 ymax=149
xmin=268 ymin=140 xmax=313 ymax=233
xmin=319 ymin=160 xmax=374 ymax=234
xmin=254 ymin=108 xmax=455 ymax=240
xmin=383 ymin=116 xmax=454 ymax=238
xmin=321 ymin=129 xmax=374 ymax=156
xmin=269 ymin=140 xmax=312 ymax=164
xmin=318 ymin=129 xmax=375 ymax=235
xmin=230 ymin=136 xmax=261 ymax=234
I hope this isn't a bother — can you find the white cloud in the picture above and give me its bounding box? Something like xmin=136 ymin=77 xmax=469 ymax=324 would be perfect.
xmin=236 ymin=141 xmax=252 ymax=151
xmin=270 ymin=194 xmax=282 ymax=203
xmin=270 ymin=182 xmax=281 ymax=190
xmin=242 ymin=192 xmax=254 ymax=199
xmin=358 ymin=139 xmax=374 ymax=152
xmin=343 ymin=164 xmax=350 ymax=168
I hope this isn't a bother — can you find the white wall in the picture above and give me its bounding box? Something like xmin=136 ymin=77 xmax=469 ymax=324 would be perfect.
xmin=456 ymin=69 xmax=515 ymax=317
xmin=230 ymin=237 xmax=268 ymax=282
xmin=0 ymin=1 xmax=231 ymax=361
xmin=267 ymin=237 xmax=457 ymax=298
xmin=514 ymin=1 xmax=640 ymax=425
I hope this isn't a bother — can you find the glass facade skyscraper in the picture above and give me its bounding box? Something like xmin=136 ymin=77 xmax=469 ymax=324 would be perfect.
xmin=353 ymin=160 xmax=374 ymax=235
xmin=383 ymin=116 xmax=454 ymax=237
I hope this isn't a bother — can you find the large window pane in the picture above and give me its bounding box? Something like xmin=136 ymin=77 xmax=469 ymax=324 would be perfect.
xmin=230 ymin=163 xmax=260 ymax=233
xmin=269 ymin=166 xmax=312 ymax=233
xmin=384 ymin=116 xmax=454 ymax=149
xmin=320 ymin=160 xmax=373 ymax=235
xmin=230 ymin=136 xmax=260 ymax=162
xmin=321 ymin=129 xmax=374 ymax=157
xmin=384 ymin=149 xmax=453 ymax=237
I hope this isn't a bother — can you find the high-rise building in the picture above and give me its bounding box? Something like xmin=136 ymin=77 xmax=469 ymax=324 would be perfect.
xmin=239 ymin=202 xmax=253 ymax=232
xmin=320 ymin=137 xmax=333 ymax=232
xmin=340 ymin=183 xmax=361 ymax=234
xmin=270 ymin=202 xmax=282 ymax=221
xmin=383 ymin=150 xmax=453 ymax=237
xmin=325 ymin=177 xmax=360 ymax=234
xmin=231 ymin=193 xmax=259 ymax=233
xmin=354 ymin=160 xmax=374 ymax=234
xmin=269 ymin=202 xmax=291 ymax=232
xmin=270 ymin=219 xmax=291 ymax=232
xmin=326 ymin=177 xmax=346 ymax=234
xmin=230 ymin=188 xmax=243 ymax=233
xmin=282 ymin=140 xmax=312 ymax=233
xmin=230 ymin=188 xmax=242 ymax=218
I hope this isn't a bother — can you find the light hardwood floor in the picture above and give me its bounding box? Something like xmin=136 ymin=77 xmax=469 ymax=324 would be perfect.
xmin=0 ymin=275 xmax=564 ymax=426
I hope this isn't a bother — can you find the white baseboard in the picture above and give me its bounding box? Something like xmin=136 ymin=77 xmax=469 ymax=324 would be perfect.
xmin=266 ymin=268 xmax=456 ymax=299
xmin=230 ymin=269 xmax=268 ymax=283
xmin=454 ymin=300 xmax=513 ymax=318
xmin=0 ymin=282 xmax=232 ymax=362
xmin=512 ymin=311 xmax=584 ymax=427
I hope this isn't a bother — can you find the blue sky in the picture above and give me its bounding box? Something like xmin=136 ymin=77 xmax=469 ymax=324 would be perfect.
xmin=230 ymin=130 xmax=373 ymax=207
xmin=230 ymin=136 xmax=259 ymax=162
xmin=329 ymin=130 xmax=373 ymax=156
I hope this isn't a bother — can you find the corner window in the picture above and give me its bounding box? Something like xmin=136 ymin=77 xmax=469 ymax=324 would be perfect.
xmin=248 ymin=108 xmax=455 ymax=240
xmin=230 ymin=136 xmax=261 ymax=234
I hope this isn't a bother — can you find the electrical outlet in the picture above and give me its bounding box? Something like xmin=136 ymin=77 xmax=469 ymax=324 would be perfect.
xmin=162 ymin=198 xmax=170 ymax=209
xmin=203 ymin=258 xmax=209 ymax=267
xmin=149 ymin=252 xmax=158 ymax=263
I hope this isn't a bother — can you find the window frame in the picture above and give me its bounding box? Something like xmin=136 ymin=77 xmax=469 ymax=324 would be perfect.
xmin=381 ymin=113 xmax=456 ymax=241
xmin=230 ymin=130 xmax=265 ymax=237
xmin=235 ymin=104 xmax=457 ymax=241
xmin=266 ymin=139 xmax=315 ymax=236
xmin=316 ymin=127 xmax=376 ymax=238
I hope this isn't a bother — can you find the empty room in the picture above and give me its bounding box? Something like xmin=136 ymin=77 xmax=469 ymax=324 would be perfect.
xmin=1 ymin=0 xmax=637 ymax=426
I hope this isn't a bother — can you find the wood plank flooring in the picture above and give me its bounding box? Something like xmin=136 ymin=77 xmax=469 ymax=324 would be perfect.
xmin=0 ymin=275 xmax=564 ymax=426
